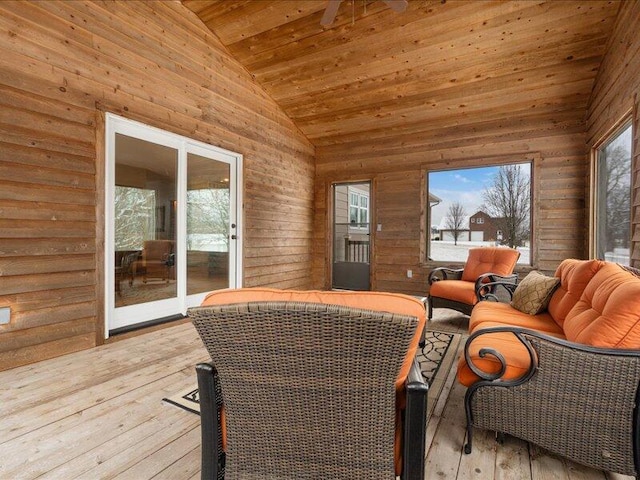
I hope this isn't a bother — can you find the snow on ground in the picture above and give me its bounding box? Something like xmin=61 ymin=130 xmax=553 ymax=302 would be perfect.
xmin=430 ymin=240 xmax=530 ymax=265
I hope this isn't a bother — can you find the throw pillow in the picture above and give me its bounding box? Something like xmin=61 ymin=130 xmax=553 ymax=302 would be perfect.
xmin=511 ymin=271 xmax=560 ymax=315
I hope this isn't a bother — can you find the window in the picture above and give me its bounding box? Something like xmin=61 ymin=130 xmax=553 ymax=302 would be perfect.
xmin=426 ymin=162 xmax=532 ymax=264
xmin=349 ymin=188 xmax=369 ymax=227
xmin=593 ymin=122 xmax=633 ymax=265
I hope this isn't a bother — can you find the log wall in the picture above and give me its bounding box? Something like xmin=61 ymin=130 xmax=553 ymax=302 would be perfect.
xmin=586 ymin=0 xmax=640 ymax=268
xmin=0 ymin=0 xmax=315 ymax=371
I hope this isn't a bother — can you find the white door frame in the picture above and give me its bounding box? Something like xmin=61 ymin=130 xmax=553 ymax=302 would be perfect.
xmin=104 ymin=113 xmax=243 ymax=337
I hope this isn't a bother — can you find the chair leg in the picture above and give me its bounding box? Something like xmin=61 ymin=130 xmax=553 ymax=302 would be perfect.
xmin=463 ymin=388 xmax=474 ymax=454
xmin=196 ymin=363 xmax=223 ymax=480
xmin=419 ymin=324 xmax=426 ymax=348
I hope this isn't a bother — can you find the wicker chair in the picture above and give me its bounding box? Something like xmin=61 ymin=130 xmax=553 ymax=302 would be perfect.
xmin=463 ymin=327 xmax=640 ymax=477
xmin=427 ymin=247 xmax=520 ymax=321
xmin=189 ymin=297 xmax=428 ymax=480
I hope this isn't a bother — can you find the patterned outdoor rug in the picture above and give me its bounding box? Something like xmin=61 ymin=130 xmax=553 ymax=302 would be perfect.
xmin=163 ymin=329 xmax=461 ymax=418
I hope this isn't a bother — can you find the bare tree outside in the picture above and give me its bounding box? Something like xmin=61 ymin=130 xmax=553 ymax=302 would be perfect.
xmin=596 ymin=125 xmax=632 ymax=262
xmin=481 ymin=164 xmax=531 ymax=248
xmin=114 ymin=186 xmax=156 ymax=250
xmin=446 ymin=201 xmax=467 ymax=246
xmin=187 ymin=188 xmax=230 ymax=251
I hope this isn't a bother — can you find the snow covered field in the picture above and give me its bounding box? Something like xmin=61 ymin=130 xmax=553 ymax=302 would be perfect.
xmin=430 ymin=240 xmax=530 ymax=265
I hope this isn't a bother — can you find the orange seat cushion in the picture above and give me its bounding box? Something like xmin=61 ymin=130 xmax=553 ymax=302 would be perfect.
xmin=461 ymin=247 xmax=520 ymax=282
xmin=469 ymin=301 xmax=564 ymax=336
xmin=547 ymin=259 xmax=604 ymax=328
xmin=563 ymin=264 xmax=640 ymax=348
xmin=429 ymin=279 xmax=479 ymax=306
xmin=457 ymin=323 xmax=566 ymax=387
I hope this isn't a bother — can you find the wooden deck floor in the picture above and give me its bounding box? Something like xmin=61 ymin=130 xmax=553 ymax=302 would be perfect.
xmin=0 ymin=311 xmax=633 ymax=480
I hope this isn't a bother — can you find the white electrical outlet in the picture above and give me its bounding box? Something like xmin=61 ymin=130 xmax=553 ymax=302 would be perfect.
xmin=377 ymin=223 xmax=382 ymax=231
xmin=407 ymin=270 xmax=413 ymax=278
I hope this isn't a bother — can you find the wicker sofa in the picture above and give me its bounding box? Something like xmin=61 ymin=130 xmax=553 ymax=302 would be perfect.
xmin=458 ymin=259 xmax=640 ymax=477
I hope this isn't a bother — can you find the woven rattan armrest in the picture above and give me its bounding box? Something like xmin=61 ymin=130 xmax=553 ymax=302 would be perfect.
xmin=474 ymin=273 xmax=518 ymax=302
xmin=428 ymin=266 xmax=464 ymax=285
xmin=463 ymin=326 xmax=640 ymax=476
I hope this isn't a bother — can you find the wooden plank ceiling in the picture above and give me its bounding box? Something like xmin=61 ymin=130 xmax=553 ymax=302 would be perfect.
xmin=182 ymin=0 xmax=621 ymax=148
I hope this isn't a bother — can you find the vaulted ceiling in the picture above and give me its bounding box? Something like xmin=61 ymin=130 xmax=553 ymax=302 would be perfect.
xmin=182 ymin=0 xmax=621 ymax=148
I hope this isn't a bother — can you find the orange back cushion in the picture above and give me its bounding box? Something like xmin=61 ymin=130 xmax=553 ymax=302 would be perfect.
xmin=563 ymin=264 xmax=640 ymax=348
xmin=547 ymin=259 xmax=604 ymax=327
xmin=461 ymin=247 xmax=520 ymax=282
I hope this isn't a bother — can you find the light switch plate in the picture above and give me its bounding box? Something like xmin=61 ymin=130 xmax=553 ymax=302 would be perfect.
xmin=0 ymin=307 xmax=10 ymax=325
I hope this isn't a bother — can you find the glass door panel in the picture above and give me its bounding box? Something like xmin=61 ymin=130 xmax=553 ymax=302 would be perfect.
xmin=187 ymin=153 xmax=231 ymax=295
xmin=114 ymin=133 xmax=177 ymax=310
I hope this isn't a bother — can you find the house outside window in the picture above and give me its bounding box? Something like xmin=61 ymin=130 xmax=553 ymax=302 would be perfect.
xmin=593 ymin=121 xmax=633 ymax=265
xmin=349 ymin=188 xmax=369 ymax=228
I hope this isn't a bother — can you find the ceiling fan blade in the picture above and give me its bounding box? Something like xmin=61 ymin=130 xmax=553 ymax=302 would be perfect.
xmin=383 ymin=0 xmax=408 ymax=13
xmin=321 ymin=0 xmax=343 ymax=26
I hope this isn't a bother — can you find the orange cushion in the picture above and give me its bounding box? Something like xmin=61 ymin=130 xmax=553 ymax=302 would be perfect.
xmin=469 ymin=301 xmax=565 ymax=336
xmin=547 ymin=259 xmax=604 ymax=328
xmin=429 ymin=279 xmax=479 ymax=306
xmin=457 ymin=323 xmax=567 ymax=387
xmin=563 ymin=264 xmax=640 ymax=348
xmin=461 ymin=247 xmax=520 ymax=282
xmin=457 ymin=329 xmax=534 ymax=387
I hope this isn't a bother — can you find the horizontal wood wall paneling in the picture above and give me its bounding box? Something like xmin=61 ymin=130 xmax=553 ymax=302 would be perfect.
xmin=0 ymin=318 xmax=96 ymax=354
xmin=1 ymin=141 xmax=95 ymax=175
xmin=0 ymin=0 xmax=315 ymax=370
xmin=2 ymin=3 xmax=310 ymax=157
xmin=0 ymin=270 xmax=94 ymax=297
xmin=297 ymin=80 xmax=595 ymax=140
xmin=316 ymin=114 xmax=587 ymax=163
xmin=314 ymin=106 xmax=588 ymax=154
xmin=586 ymin=2 xmax=640 ymax=139
xmin=0 ymin=238 xmax=95 ymax=257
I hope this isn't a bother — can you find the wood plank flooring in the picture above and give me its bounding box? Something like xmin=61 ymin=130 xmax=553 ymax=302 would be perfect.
xmin=0 ymin=310 xmax=634 ymax=480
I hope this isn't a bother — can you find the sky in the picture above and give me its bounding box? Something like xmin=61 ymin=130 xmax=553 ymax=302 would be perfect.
xmin=428 ymin=164 xmax=530 ymax=228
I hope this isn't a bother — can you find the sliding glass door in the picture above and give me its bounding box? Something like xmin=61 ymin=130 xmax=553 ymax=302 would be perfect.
xmin=105 ymin=114 xmax=242 ymax=335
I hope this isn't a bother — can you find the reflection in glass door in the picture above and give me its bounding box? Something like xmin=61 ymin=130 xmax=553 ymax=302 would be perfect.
xmin=106 ymin=114 xmax=241 ymax=335
xmin=114 ymin=134 xmax=177 ymax=310
xmin=187 ymin=152 xmax=234 ymax=296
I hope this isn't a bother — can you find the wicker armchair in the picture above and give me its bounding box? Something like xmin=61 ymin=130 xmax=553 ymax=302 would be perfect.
xmin=189 ymin=297 xmax=428 ymax=480
xmin=463 ymin=326 xmax=640 ymax=477
xmin=427 ymin=247 xmax=520 ymax=321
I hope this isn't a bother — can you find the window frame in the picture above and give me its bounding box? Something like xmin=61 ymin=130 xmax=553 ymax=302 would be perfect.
xmin=590 ymin=116 xmax=634 ymax=264
xmin=348 ymin=186 xmax=370 ymax=230
xmin=421 ymin=155 xmax=539 ymax=268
